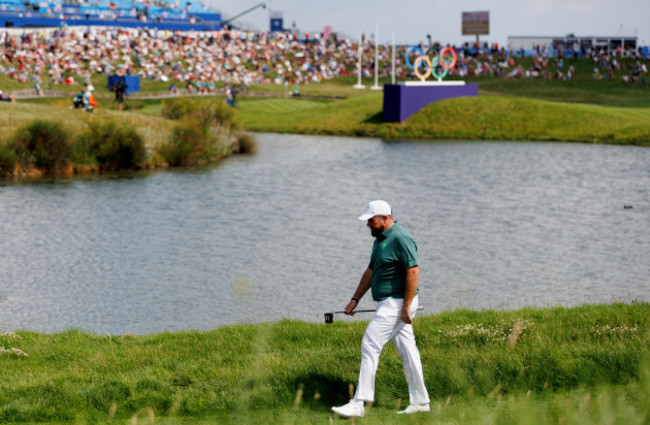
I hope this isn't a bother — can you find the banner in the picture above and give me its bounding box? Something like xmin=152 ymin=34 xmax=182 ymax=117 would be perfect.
xmin=323 ymin=25 xmax=332 ymax=40
xmin=270 ymin=10 xmax=283 ymax=32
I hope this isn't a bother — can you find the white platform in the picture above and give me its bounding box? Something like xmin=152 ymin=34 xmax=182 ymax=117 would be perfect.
xmin=402 ymin=80 xmax=466 ymax=86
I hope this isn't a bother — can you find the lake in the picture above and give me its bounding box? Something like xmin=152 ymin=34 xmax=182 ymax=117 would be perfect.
xmin=0 ymin=134 xmax=648 ymax=334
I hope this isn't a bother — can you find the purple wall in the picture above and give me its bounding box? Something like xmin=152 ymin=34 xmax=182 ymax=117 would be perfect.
xmin=382 ymin=83 xmax=479 ymax=123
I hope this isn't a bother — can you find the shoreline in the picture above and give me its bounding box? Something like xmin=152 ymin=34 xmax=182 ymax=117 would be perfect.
xmin=0 ymin=99 xmax=252 ymax=180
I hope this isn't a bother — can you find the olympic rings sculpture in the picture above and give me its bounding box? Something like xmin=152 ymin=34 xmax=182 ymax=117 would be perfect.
xmin=405 ymin=46 xmax=458 ymax=80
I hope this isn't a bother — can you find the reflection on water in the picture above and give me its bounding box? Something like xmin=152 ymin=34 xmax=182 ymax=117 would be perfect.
xmin=0 ymin=134 xmax=648 ymax=334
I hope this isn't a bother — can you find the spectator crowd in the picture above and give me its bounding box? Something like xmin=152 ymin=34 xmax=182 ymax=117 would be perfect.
xmin=1 ymin=27 xmax=648 ymax=95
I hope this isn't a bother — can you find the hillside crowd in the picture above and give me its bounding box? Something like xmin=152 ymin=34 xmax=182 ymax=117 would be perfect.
xmin=0 ymin=27 xmax=648 ymax=95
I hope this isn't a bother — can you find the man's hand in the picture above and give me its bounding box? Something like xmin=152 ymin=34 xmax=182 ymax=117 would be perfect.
xmin=344 ymin=299 xmax=358 ymax=316
xmin=400 ymin=307 xmax=413 ymax=324
xmin=345 ymin=269 xmax=372 ymax=316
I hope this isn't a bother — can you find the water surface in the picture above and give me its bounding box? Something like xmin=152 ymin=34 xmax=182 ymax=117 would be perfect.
xmin=1 ymin=134 xmax=648 ymax=334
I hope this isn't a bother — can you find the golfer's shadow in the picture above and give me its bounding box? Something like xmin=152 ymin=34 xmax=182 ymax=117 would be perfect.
xmin=290 ymin=373 xmax=352 ymax=410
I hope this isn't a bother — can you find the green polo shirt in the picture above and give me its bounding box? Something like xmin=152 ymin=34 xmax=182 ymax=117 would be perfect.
xmin=367 ymin=222 xmax=419 ymax=302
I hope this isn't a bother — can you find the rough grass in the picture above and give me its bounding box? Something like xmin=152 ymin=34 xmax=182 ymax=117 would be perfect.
xmin=0 ymin=303 xmax=648 ymax=424
xmin=0 ymin=102 xmax=175 ymax=153
xmin=0 ymin=98 xmax=257 ymax=176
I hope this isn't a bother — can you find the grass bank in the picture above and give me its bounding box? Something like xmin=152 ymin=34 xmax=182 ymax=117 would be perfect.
xmin=1 ymin=303 xmax=648 ymax=424
xmin=0 ymin=98 xmax=255 ymax=177
xmin=235 ymin=94 xmax=650 ymax=146
xmin=0 ymin=102 xmax=174 ymax=149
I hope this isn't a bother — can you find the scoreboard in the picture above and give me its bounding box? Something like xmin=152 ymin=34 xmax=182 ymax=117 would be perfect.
xmin=462 ymin=11 xmax=490 ymax=36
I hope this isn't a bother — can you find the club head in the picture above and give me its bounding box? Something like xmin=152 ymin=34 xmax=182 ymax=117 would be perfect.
xmin=324 ymin=313 xmax=333 ymax=324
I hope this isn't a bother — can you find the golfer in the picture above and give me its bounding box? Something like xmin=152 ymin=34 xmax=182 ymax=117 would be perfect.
xmin=332 ymin=200 xmax=430 ymax=418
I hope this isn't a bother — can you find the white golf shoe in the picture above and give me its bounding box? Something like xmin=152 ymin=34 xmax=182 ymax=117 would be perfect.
xmin=397 ymin=403 xmax=430 ymax=414
xmin=331 ymin=400 xmax=364 ymax=418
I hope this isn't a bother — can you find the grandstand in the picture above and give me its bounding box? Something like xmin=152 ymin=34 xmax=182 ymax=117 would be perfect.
xmin=0 ymin=0 xmax=222 ymax=31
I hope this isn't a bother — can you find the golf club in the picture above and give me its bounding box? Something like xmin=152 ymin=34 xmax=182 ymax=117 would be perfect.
xmin=324 ymin=306 xmax=424 ymax=324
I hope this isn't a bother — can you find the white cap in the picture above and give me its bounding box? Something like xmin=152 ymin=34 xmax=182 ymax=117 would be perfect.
xmin=358 ymin=200 xmax=392 ymax=221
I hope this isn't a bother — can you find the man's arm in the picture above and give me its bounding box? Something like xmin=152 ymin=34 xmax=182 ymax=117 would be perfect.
xmin=401 ymin=266 xmax=419 ymax=324
xmin=344 ymin=268 xmax=372 ymax=315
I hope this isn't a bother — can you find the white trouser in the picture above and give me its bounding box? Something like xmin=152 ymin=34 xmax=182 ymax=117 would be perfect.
xmin=354 ymin=295 xmax=430 ymax=405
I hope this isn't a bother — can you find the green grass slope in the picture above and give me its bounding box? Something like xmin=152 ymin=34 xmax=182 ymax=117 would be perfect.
xmin=237 ymin=94 xmax=650 ymax=145
xmin=0 ymin=303 xmax=648 ymax=424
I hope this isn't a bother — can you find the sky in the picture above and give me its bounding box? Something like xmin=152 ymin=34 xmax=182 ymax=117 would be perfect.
xmin=207 ymin=0 xmax=649 ymax=47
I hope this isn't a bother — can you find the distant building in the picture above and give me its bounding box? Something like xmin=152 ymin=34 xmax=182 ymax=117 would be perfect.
xmin=507 ymin=35 xmax=638 ymax=54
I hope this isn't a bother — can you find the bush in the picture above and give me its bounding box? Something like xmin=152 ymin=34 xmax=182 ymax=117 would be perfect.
xmin=210 ymin=99 xmax=239 ymax=130
xmin=157 ymin=123 xmax=206 ymax=166
xmin=75 ymin=121 xmax=147 ymax=170
xmin=9 ymin=120 xmax=72 ymax=173
xmin=158 ymin=98 xmax=243 ymax=165
xmin=161 ymin=98 xmax=196 ymax=120
xmin=162 ymin=98 xmax=239 ymax=131
xmin=0 ymin=143 xmax=16 ymax=175
xmin=72 ymin=135 xmax=98 ymax=169
xmin=233 ymin=132 xmax=258 ymax=154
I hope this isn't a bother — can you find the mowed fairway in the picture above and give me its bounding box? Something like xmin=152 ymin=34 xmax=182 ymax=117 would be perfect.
xmin=237 ymin=96 xmax=338 ymax=130
xmin=238 ymin=93 xmax=382 ymax=135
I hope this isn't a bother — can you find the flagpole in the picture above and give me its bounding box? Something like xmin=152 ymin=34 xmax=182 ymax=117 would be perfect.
xmin=371 ymin=23 xmax=381 ymax=90
xmin=391 ymin=32 xmax=395 ymax=84
xmin=353 ymin=30 xmax=366 ymax=89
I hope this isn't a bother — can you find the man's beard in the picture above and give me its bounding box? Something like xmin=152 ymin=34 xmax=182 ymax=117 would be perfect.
xmin=371 ymin=228 xmax=383 ymax=238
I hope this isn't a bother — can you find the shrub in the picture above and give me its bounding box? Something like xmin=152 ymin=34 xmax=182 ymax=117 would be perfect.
xmin=75 ymin=121 xmax=147 ymax=170
xmin=157 ymin=123 xmax=206 ymax=166
xmin=233 ymin=131 xmax=258 ymax=154
xmin=9 ymin=120 xmax=72 ymax=173
xmin=158 ymin=98 xmax=243 ymax=165
xmin=0 ymin=143 xmax=16 ymax=175
xmin=162 ymin=98 xmax=239 ymax=131
xmin=211 ymin=99 xmax=239 ymax=130
xmin=161 ymin=98 xmax=196 ymax=120
xmin=72 ymin=135 xmax=98 ymax=169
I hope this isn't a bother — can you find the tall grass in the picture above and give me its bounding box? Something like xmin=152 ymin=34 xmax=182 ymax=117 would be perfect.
xmin=8 ymin=120 xmax=72 ymax=174
xmin=0 ymin=100 xmax=254 ymax=178
xmin=0 ymin=143 xmax=17 ymax=175
xmin=161 ymin=98 xmax=239 ymax=131
xmin=75 ymin=120 xmax=147 ymax=170
xmin=157 ymin=98 xmax=255 ymax=165
xmin=158 ymin=123 xmax=209 ymax=166
xmin=0 ymin=303 xmax=647 ymax=424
